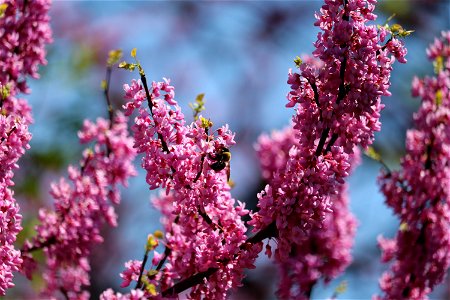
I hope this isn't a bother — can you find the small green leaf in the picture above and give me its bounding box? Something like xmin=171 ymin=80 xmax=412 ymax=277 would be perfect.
xmin=190 ymin=93 xmax=206 ymax=119
xmin=335 ymin=280 xmax=348 ymax=295
xmin=146 ymin=234 xmax=159 ymax=251
xmin=390 ymin=23 xmax=403 ymax=33
xmin=398 ymin=29 xmax=414 ymax=38
xmin=195 ymin=93 xmax=205 ymax=103
xmin=100 ymin=80 xmax=107 ymax=91
xmin=294 ymin=56 xmax=303 ymax=68
xmin=118 ymin=61 xmax=137 ymax=72
xmin=107 ymin=49 xmax=123 ymax=66
xmin=436 ymin=89 xmax=443 ymax=106
xmin=147 ymin=269 xmax=158 ymax=277
xmin=434 ymin=56 xmax=444 ymax=74
xmin=153 ymin=230 xmax=164 ymax=239
xmin=388 ymin=23 xmax=414 ymax=39
xmin=399 ymin=222 xmax=409 ymax=232
xmin=0 ymin=3 xmax=8 ymax=18
xmin=365 ymin=146 xmax=381 ymax=161
xmin=0 ymin=83 xmax=11 ymax=100
xmin=200 ymin=117 xmax=213 ymax=129
xmin=147 ymin=283 xmax=157 ymax=296
xmin=131 ymin=48 xmax=137 ymax=58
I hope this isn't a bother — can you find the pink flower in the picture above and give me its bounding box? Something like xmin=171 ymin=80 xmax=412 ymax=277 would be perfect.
xmin=22 ymin=114 xmax=136 ymax=298
xmin=249 ymin=0 xmax=406 ymax=261
xmin=256 ymin=126 xmax=358 ymax=299
xmin=123 ymin=78 xmax=262 ymax=298
xmin=377 ymin=31 xmax=450 ymax=300
xmin=120 ymin=260 xmax=142 ymax=288
xmin=0 ymin=0 xmax=52 ymax=295
xmin=100 ymin=288 xmax=146 ymax=300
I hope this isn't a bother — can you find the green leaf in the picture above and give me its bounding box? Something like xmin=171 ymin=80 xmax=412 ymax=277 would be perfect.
xmin=107 ymin=49 xmax=123 ymax=66
xmin=147 ymin=283 xmax=157 ymax=296
xmin=0 ymin=3 xmax=8 ymax=18
xmin=146 ymin=234 xmax=159 ymax=251
xmin=435 ymin=89 xmax=443 ymax=106
xmin=0 ymin=83 xmax=11 ymax=100
xmin=434 ymin=56 xmax=444 ymax=74
xmin=100 ymin=80 xmax=107 ymax=91
xmin=390 ymin=23 xmax=402 ymax=33
xmin=334 ymin=280 xmax=348 ymax=295
xmin=153 ymin=230 xmax=164 ymax=239
xmin=365 ymin=146 xmax=381 ymax=161
xmin=294 ymin=56 xmax=303 ymax=68
xmin=190 ymin=93 xmax=206 ymax=119
xmin=200 ymin=117 xmax=213 ymax=129
xmin=388 ymin=23 xmax=414 ymax=39
xmin=399 ymin=222 xmax=409 ymax=232
xmin=118 ymin=61 xmax=137 ymax=71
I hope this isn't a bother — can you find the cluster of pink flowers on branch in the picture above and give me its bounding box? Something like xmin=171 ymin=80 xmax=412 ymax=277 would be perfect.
xmin=106 ymin=65 xmax=262 ymax=298
xmin=249 ymin=0 xmax=407 ymax=261
xmin=377 ymin=31 xmax=450 ymax=300
xmin=256 ymin=126 xmax=359 ymax=299
xmin=2 ymin=0 xmax=435 ymax=298
xmin=21 ymin=112 xmax=136 ymax=299
xmin=0 ymin=0 xmax=52 ymax=295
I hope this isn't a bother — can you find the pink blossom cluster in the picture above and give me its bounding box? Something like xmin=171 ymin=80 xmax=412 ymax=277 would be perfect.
xmin=117 ymin=78 xmax=261 ymax=298
xmin=101 ymin=288 xmax=145 ymax=300
xmin=377 ymin=31 xmax=450 ymax=300
xmin=21 ymin=113 xmax=136 ymax=299
xmin=0 ymin=115 xmax=30 ymax=295
xmin=256 ymin=126 xmax=358 ymax=299
xmin=0 ymin=0 xmax=52 ymax=295
xmin=0 ymin=0 xmax=52 ymax=94
xmin=249 ymin=0 xmax=407 ymax=260
xmin=100 ymin=261 xmax=145 ymax=300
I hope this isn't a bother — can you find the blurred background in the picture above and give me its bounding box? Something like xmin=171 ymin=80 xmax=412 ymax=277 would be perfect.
xmin=7 ymin=0 xmax=450 ymax=299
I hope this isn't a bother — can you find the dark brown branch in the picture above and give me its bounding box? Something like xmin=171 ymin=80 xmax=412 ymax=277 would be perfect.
xmin=425 ymin=143 xmax=432 ymax=170
xmin=198 ymin=207 xmax=224 ymax=233
xmin=21 ymin=235 xmax=57 ymax=253
xmin=135 ymin=249 xmax=150 ymax=289
xmin=1 ymin=126 xmax=16 ymax=143
xmin=315 ymin=127 xmax=331 ymax=157
xmin=324 ymin=133 xmax=339 ymax=155
xmin=104 ymin=66 xmax=114 ymax=128
xmin=161 ymin=221 xmax=278 ymax=296
xmin=319 ymin=0 xmax=350 ymax=156
xmin=140 ymin=73 xmax=171 ymax=154
xmin=156 ymin=246 xmax=171 ymax=272
xmin=103 ymin=66 xmax=115 ymax=157
xmin=307 ymin=78 xmax=320 ymax=108
xmin=193 ymin=154 xmax=206 ymax=183
xmin=245 ymin=221 xmax=278 ymax=245
xmin=162 ymin=267 xmax=219 ymax=297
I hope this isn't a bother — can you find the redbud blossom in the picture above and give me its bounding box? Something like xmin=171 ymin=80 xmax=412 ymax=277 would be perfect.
xmin=120 ymin=78 xmax=262 ymax=299
xmin=22 ymin=114 xmax=136 ymax=299
xmin=377 ymin=31 xmax=450 ymax=300
xmin=249 ymin=0 xmax=407 ymax=260
xmin=0 ymin=0 xmax=52 ymax=295
xmin=256 ymin=126 xmax=358 ymax=299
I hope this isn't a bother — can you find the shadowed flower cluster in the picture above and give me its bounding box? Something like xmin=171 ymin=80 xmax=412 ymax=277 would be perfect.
xmin=249 ymin=0 xmax=407 ymax=261
xmin=0 ymin=0 xmax=52 ymax=295
xmin=256 ymin=125 xmax=358 ymax=299
xmin=105 ymin=77 xmax=262 ymax=299
xmin=22 ymin=113 xmax=136 ymax=299
xmin=377 ymin=31 xmax=450 ymax=300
